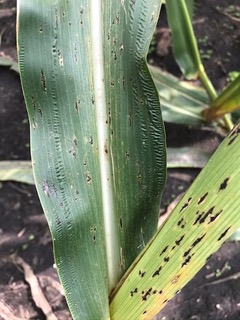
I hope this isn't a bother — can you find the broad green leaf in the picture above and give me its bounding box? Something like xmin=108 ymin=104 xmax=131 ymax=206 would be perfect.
xmin=110 ymin=122 xmax=240 ymax=320
xmin=203 ymin=75 xmax=240 ymax=121
xmin=149 ymin=65 xmax=208 ymax=125
xmin=17 ymin=0 xmax=165 ymax=318
xmin=165 ymin=0 xmax=201 ymax=79
xmin=0 ymin=161 xmax=34 ymax=184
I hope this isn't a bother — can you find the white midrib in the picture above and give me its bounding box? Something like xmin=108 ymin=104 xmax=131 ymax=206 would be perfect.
xmin=90 ymin=0 xmax=120 ymax=291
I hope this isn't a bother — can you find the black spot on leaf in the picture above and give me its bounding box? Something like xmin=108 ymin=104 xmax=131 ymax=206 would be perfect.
xmin=181 ymin=253 xmax=195 ymax=268
xmin=193 ymin=213 xmax=203 ymax=225
xmin=141 ymin=288 xmax=152 ymax=301
xmin=130 ymin=288 xmax=138 ymax=297
xmin=175 ymin=235 xmax=185 ymax=246
xmin=192 ymin=233 xmax=206 ymax=247
xmin=160 ymin=245 xmax=168 ymax=256
xmin=219 ymin=178 xmax=230 ymax=192
xmin=152 ymin=266 xmax=162 ymax=278
xmin=218 ymin=227 xmax=231 ymax=241
xmin=208 ymin=210 xmax=223 ymax=224
xmin=198 ymin=192 xmax=208 ymax=205
xmin=199 ymin=207 xmax=215 ymax=224
xmin=180 ymin=198 xmax=192 ymax=213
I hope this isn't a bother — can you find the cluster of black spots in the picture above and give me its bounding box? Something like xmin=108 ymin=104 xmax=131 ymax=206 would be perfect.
xmin=198 ymin=192 xmax=208 ymax=205
xmin=73 ymin=138 xmax=77 ymax=146
xmin=89 ymin=136 xmax=93 ymax=145
xmin=104 ymin=144 xmax=108 ymax=155
xmin=152 ymin=266 xmax=162 ymax=278
xmin=183 ymin=249 xmax=191 ymax=257
xmin=142 ymin=288 xmax=152 ymax=301
xmin=175 ymin=235 xmax=185 ymax=246
xmin=130 ymin=288 xmax=138 ymax=297
xmin=153 ymin=290 xmax=157 ymax=294
xmin=119 ymin=218 xmax=123 ymax=229
xmin=91 ymin=96 xmax=95 ymax=105
xmin=192 ymin=233 xmax=206 ymax=247
xmin=208 ymin=210 xmax=223 ymax=224
xmin=183 ymin=234 xmax=206 ymax=259
xmin=86 ymin=174 xmax=91 ymax=183
xmin=31 ymin=96 xmax=36 ymax=109
xmin=180 ymin=197 xmax=192 ymax=213
xmin=38 ymin=108 xmax=43 ymax=117
xmin=69 ymin=148 xmax=76 ymax=158
xmin=40 ymin=69 xmax=47 ymax=91
xmin=193 ymin=212 xmax=203 ymax=225
xmin=159 ymin=290 xmax=163 ymax=295
xmin=142 ymin=310 xmax=147 ymax=315
xmin=125 ymin=151 xmax=130 ymax=158
xmin=138 ymin=270 xmax=146 ymax=278
xmin=159 ymin=245 xmax=168 ymax=256
xmin=181 ymin=253 xmax=195 ymax=268
xmin=199 ymin=207 xmax=215 ymax=224
xmin=90 ymin=227 xmax=97 ymax=244
xmin=177 ymin=218 xmax=186 ymax=229
xmin=128 ymin=113 xmax=132 ymax=127
xmin=79 ymin=7 xmax=84 ymax=25
xmin=219 ymin=177 xmax=230 ymax=192
xmin=164 ymin=256 xmax=170 ymax=263
xmin=218 ymin=227 xmax=231 ymax=241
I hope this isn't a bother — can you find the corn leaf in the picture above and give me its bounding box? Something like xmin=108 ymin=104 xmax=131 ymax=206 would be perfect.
xmin=17 ymin=0 xmax=165 ymax=318
xmin=149 ymin=65 xmax=208 ymax=125
xmin=165 ymin=0 xmax=201 ymax=79
xmin=0 ymin=161 xmax=34 ymax=184
xmin=110 ymin=122 xmax=240 ymax=319
xmin=203 ymin=75 xmax=240 ymax=121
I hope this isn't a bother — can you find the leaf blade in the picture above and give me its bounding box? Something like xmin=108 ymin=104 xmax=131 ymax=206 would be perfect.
xmin=17 ymin=0 xmax=166 ymax=318
xmin=110 ymin=122 xmax=240 ymax=320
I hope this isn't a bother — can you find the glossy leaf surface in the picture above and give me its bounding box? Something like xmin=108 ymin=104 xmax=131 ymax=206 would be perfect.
xmin=17 ymin=1 xmax=165 ymax=318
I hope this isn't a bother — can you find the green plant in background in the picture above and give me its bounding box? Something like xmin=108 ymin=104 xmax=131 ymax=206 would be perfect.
xmin=155 ymin=0 xmax=240 ymax=129
xmin=16 ymin=1 xmax=240 ymax=320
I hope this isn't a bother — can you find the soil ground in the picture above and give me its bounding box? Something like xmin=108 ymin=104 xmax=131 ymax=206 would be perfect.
xmin=0 ymin=0 xmax=239 ymax=319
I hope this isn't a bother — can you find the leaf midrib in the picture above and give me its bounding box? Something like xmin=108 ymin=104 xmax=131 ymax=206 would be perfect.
xmin=90 ymin=0 xmax=120 ymax=292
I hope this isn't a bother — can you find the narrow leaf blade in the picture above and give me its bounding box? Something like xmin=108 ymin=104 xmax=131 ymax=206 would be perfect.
xmin=150 ymin=65 xmax=208 ymax=125
xmin=0 ymin=161 xmax=34 ymax=184
xmin=203 ymin=75 xmax=240 ymax=121
xmin=165 ymin=0 xmax=202 ymax=79
xmin=110 ymin=122 xmax=240 ymax=320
